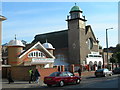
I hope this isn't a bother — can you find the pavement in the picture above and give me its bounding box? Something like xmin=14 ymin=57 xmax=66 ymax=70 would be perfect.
xmin=2 ymin=78 xmax=46 ymax=89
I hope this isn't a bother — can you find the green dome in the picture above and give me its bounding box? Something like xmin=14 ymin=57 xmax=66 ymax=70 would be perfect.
xmin=70 ymin=6 xmax=81 ymax=12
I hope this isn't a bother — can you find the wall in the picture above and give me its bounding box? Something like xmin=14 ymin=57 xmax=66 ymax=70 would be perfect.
xmin=4 ymin=66 xmax=58 ymax=81
xmin=80 ymin=28 xmax=88 ymax=64
xmin=38 ymin=68 xmax=58 ymax=80
xmin=11 ymin=66 xmax=36 ymax=80
xmin=8 ymin=46 xmax=23 ymax=65
xmin=74 ymin=71 xmax=95 ymax=77
xmin=54 ymin=48 xmax=69 ymax=65
xmin=68 ymin=19 xmax=81 ymax=64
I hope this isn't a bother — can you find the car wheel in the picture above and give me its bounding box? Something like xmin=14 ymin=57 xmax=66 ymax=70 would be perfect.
xmin=59 ymin=81 xmax=64 ymax=87
xmin=47 ymin=84 xmax=52 ymax=87
xmin=76 ymin=79 xmax=80 ymax=84
xmin=109 ymin=73 xmax=112 ymax=76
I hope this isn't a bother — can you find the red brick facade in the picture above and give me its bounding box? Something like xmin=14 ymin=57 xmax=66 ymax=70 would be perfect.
xmin=37 ymin=67 xmax=58 ymax=80
xmin=3 ymin=66 xmax=58 ymax=81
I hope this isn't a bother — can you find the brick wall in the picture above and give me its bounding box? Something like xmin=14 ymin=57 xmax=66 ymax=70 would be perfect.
xmin=4 ymin=66 xmax=58 ymax=81
xmin=38 ymin=68 xmax=58 ymax=80
xmin=74 ymin=71 xmax=95 ymax=77
xmin=11 ymin=66 xmax=36 ymax=81
xmin=3 ymin=65 xmax=94 ymax=81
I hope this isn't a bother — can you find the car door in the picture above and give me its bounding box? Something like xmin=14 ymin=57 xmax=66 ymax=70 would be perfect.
xmin=59 ymin=72 xmax=69 ymax=83
xmin=66 ymin=72 xmax=75 ymax=83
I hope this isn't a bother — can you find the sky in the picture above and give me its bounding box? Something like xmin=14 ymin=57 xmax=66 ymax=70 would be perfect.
xmin=1 ymin=2 xmax=118 ymax=48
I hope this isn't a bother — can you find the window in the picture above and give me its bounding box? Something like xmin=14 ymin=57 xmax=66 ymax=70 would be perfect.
xmin=89 ymin=55 xmax=94 ymax=57
xmin=88 ymin=55 xmax=102 ymax=58
xmin=67 ymin=72 xmax=74 ymax=76
xmin=86 ymin=38 xmax=93 ymax=50
xmin=60 ymin=72 xmax=68 ymax=77
xmin=49 ymin=72 xmax=60 ymax=77
xmin=28 ymin=51 xmax=46 ymax=58
xmin=36 ymin=52 xmax=38 ymax=57
xmin=71 ymin=12 xmax=78 ymax=19
xmin=104 ymin=69 xmax=109 ymax=72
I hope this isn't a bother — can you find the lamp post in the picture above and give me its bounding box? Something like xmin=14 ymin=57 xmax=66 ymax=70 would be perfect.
xmin=106 ymin=28 xmax=113 ymax=69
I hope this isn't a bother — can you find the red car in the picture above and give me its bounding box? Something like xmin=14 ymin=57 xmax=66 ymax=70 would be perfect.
xmin=44 ymin=71 xmax=81 ymax=87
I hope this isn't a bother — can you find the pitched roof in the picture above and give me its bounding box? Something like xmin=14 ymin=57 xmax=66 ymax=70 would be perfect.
xmin=32 ymin=30 xmax=68 ymax=49
xmin=33 ymin=26 xmax=98 ymax=49
xmin=85 ymin=25 xmax=97 ymax=41
xmin=19 ymin=42 xmax=55 ymax=59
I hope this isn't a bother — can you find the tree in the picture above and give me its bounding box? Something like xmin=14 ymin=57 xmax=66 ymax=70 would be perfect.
xmin=110 ymin=56 xmax=117 ymax=69
xmin=115 ymin=44 xmax=120 ymax=52
xmin=108 ymin=44 xmax=120 ymax=68
xmin=111 ymin=44 xmax=120 ymax=67
xmin=115 ymin=52 xmax=120 ymax=66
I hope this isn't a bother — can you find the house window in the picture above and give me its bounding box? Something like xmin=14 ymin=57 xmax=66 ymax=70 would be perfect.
xmin=28 ymin=51 xmax=46 ymax=58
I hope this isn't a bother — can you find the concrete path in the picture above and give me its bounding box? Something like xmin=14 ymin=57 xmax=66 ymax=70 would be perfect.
xmin=2 ymin=79 xmax=46 ymax=88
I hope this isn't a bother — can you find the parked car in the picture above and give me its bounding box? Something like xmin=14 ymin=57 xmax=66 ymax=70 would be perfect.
xmin=112 ymin=67 xmax=120 ymax=74
xmin=44 ymin=71 xmax=81 ymax=87
xmin=95 ymin=68 xmax=112 ymax=77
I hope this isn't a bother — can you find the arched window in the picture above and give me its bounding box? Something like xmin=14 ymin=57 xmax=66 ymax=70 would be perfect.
xmin=86 ymin=38 xmax=93 ymax=50
xmin=98 ymin=61 xmax=102 ymax=66
xmin=89 ymin=61 xmax=94 ymax=71
xmin=98 ymin=61 xmax=102 ymax=69
xmin=28 ymin=51 xmax=46 ymax=58
xmin=89 ymin=61 xmax=93 ymax=66
xmin=94 ymin=61 xmax=97 ymax=66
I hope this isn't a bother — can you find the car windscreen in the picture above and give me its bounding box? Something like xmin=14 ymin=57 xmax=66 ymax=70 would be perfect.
xmin=49 ymin=72 xmax=61 ymax=77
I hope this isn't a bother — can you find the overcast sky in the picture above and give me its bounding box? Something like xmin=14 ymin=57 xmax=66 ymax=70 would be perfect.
xmin=2 ymin=2 xmax=118 ymax=48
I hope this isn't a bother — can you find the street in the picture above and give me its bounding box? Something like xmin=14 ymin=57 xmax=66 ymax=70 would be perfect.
xmin=2 ymin=74 xmax=120 ymax=89
xmin=40 ymin=74 xmax=119 ymax=89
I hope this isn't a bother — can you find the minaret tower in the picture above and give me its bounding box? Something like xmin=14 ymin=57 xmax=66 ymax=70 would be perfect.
xmin=66 ymin=4 xmax=87 ymax=64
xmin=7 ymin=36 xmax=25 ymax=66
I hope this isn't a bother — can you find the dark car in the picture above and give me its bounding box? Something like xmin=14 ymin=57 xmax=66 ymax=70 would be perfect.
xmin=44 ymin=71 xmax=81 ymax=87
xmin=95 ymin=68 xmax=112 ymax=77
xmin=112 ymin=67 xmax=120 ymax=74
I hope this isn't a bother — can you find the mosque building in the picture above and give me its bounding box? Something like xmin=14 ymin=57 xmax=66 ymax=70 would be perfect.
xmin=32 ymin=5 xmax=103 ymax=71
xmin=2 ymin=4 xmax=103 ymax=80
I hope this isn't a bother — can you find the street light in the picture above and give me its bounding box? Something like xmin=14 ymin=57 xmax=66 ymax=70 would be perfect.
xmin=106 ymin=28 xmax=113 ymax=69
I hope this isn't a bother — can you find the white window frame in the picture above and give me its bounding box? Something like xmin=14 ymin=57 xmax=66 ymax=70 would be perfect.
xmin=28 ymin=51 xmax=46 ymax=58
